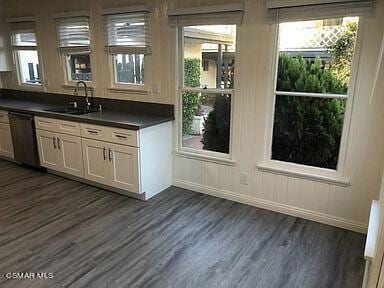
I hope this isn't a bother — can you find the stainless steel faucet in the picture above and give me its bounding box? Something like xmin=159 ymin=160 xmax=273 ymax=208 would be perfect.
xmin=74 ymin=80 xmax=92 ymax=110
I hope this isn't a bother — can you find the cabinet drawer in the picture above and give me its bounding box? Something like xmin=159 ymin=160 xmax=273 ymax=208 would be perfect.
xmin=81 ymin=123 xmax=139 ymax=147
xmin=0 ymin=110 xmax=9 ymax=124
xmin=35 ymin=117 xmax=80 ymax=136
xmin=35 ymin=116 xmax=57 ymax=131
xmin=57 ymin=120 xmax=81 ymax=136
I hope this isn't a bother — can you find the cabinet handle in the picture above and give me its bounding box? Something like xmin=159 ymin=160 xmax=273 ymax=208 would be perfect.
xmin=103 ymin=147 xmax=107 ymax=160
xmin=87 ymin=129 xmax=99 ymax=135
xmin=115 ymin=134 xmax=128 ymax=139
xmin=108 ymin=148 xmax=112 ymax=162
xmin=53 ymin=137 xmax=57 ymax=149
xmin=57 ymin=138 xmax=61 ymax=150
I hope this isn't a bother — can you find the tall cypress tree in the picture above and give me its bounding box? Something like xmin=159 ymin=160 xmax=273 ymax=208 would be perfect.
xmin=272 ymin=53 xmax=347 ymax=169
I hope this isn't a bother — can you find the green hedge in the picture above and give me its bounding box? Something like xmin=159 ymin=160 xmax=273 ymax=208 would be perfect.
xmin=182 ymin=58 xmax=201 ymax=135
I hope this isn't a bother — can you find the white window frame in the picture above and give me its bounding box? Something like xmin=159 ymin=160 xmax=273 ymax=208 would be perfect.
xmin=176 ymin=26 xmax=236 ymax=163
xmin=11 ymin=29 xmax=44 ymax=90
xmin=61 ymin=52 xmax=93 ymax=85
xmin=103 ymin=9 xmax=151 ymax=93
xmin=108 ymin=53 xmax=150 ymax=92
xmin=55 ymin=15 xmax=93 ymax=87
xmin=259 ymin=18 xmax=363 ymax=185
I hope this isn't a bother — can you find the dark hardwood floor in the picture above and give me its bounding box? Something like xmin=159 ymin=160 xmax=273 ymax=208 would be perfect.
xmin=0 ymin=159 xmax=365 ymax=288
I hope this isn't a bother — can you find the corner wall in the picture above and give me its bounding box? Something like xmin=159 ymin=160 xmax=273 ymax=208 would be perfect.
xmin=172 ymin=0 xmax=384 ymax=233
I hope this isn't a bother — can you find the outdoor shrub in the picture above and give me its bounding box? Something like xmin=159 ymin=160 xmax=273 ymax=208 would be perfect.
xmin=272 ymin=53 xmax=347 ymax=169
xmin=182 ymin=58 xmax=201 ymax=135
xmin=272 ymin=95 xmax=346 ymax=169
xmin=201 ymin=61 xmax=234 ymax=153
xmin=327 ymin=21 xmax=357 ymax=86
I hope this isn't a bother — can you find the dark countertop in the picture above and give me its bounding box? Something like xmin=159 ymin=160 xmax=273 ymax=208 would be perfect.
xmin=0 ymin=98 xmax=174 ymax=130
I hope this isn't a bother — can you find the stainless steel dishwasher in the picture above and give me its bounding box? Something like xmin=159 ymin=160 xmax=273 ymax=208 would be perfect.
xmin=8 ymin=112 xmax=40 ymax=167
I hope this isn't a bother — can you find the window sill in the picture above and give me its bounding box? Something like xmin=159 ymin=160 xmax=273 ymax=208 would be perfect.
xmin=107 ymin=87 xmax=150 ymax=95
xmin=62 ymin=84 xmax=95 ymax=90
xmin=16 ymin=84 xmax=44 ymax=92
xmin=174 ymin=150 xmax=236 ymax=167
xmin=257 ymin=162 xmax=350 ymax=187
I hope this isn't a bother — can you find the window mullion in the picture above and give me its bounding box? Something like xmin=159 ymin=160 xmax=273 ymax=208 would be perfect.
xmin=275 ymin=90 xmax=347 ymax=99
xmin=180 ymin=88 xmax=234 ymax=95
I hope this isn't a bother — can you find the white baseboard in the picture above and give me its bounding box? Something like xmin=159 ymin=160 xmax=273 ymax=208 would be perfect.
xmin=173 ymin=179 xmax=368 ymax=234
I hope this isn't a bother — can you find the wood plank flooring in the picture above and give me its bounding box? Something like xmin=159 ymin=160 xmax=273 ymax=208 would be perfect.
xmin=0 ymin=159 xmax=365 ymax=288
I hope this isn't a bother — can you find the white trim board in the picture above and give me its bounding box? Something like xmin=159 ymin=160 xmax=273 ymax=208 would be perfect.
xmin=167 ymin=4 xmax=245 ymax=16
xmin=173 ymin=179 xmax=367 ymax=234
xmin=52 ymin=11 xmax=90 ymax=19
xmin=101 ymin=5 xmax=150 ymax=15
xmin=6 ymin=16 xmax=35 ymax=23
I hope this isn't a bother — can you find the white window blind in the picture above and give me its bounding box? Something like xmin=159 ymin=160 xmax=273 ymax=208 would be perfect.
xmin=168 ymin=4 xmax=245 ymax=26
xmin=105 ymin=12 xmax=150 ymax=54
xmin=56 ymin=16 xmax=90 ymax=53
xmin=266 ymin=0 xmax=374 ymax=22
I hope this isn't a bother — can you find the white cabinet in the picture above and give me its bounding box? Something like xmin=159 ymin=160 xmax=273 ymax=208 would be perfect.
xmin=0 ymin=110 xmax=14 ymax=159
xmin=109 ymin=143 xmax=139 ymax=193
xmin=36 ymin=129 xmax=84 ymax=178
xmin=35 ymin=116 xmax=172 ymax=199
xmin=35 ymin=117 xmax=80 ymax=136
xmin=82 ymin=138 xmax=110 ymax=186
xmin=0 ymin=122 xmax=14 ymax=159
xmin=36 ymin=130 xmax=60 ymax=170
xmin=81 ymin=123 xmax=139 ymax=147
xmin=0 ymin=110 xmax=10 ymax=123
xmin=82 ymin=138 xmax=140 ymax=193
xmin=0 ymin=25 xmax=11 ymax=72
xmin=58 ymin=134 xmax=84 ymax=178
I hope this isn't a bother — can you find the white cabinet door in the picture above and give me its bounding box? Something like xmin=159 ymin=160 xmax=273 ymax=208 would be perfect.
xmin=82 ymin=138 xmax=109 ymax=186
xmin=57 ymin=134 xmax=84 ymax=178
xmin=36 ymin=130 xmax=60 ymax=171
xmin=108 ymin=143 xmax=139 ymax=193
xmin=0 ymin=123 xmax=14 ymax=159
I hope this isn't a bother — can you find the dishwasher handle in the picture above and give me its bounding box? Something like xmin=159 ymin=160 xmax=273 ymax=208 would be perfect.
xmin=8 ymin=112 xmax=34 ymax=120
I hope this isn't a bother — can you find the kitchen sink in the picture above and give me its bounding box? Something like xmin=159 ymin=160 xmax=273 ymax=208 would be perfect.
xmin=45 ymin=107 xmax=96 ymax=115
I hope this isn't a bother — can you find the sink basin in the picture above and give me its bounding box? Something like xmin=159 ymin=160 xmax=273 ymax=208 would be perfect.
xmin=45 ymin=107 xmax=96 ymax=115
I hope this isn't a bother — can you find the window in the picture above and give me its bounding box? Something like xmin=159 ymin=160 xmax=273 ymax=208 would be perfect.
xmin=105 ymin=12 xmax=150 ymax=86
xmin=56 ymin=16 xmax=92 ymax=82
xmin=180 ymin=25 xmax=236 ymax=155
xmin=271 ymin=17 xmax=359 ymax=170
xmin=114 ymin=53 xmax=144 ymax=84
xmin=65 ymin=54 xmax=92 ymax=81
xmin=11 ymin=31 xmax=41 ymax=85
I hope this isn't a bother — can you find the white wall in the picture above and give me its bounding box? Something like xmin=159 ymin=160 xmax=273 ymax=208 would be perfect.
xmin=172 ymin=0 xmax=384 ymax=233
xmin=0 ymin=0 xmax=383 ymax=232
xmin=0 ymin=0 xmax=174 ymax=104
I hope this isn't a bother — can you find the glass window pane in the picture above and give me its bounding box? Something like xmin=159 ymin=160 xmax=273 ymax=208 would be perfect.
xmin=66 ymin=54 xmax=92 ymax=81
xmin=114 ymin=54 xmax=144 ymax=84
xmin=182 ymin=93 xmax=231 ymax=154
xmin=17 ymin=50 xmax=41 ymax=85
xmin=277 ymin=17 xmax=358 ymax=94
xmin=13 ymin=32 xmax=37 ymax=46
xmin=183 ymin=25 xmax=236 ymax=89
xmin=271 ymin=95 xmax=346 ymax=169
